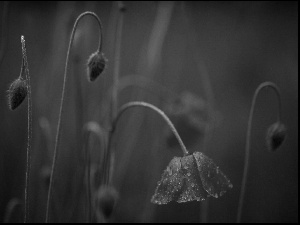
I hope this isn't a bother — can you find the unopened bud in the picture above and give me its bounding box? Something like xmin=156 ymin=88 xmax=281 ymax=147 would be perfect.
xmin=266 ymin=122 xmax=287 ymax=152
xmin=96 ymin=185 xmax=119 ymax=220
xmin=87 ymin=51 xmax=107 ymax=82
xmin=7 ymin=78 xmax=27 ymax=110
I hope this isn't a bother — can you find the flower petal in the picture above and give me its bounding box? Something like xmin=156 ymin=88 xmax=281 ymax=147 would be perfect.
xmin=177 ymin=154 xmax=208 ymax=203
xmin=193 ymin=152 xmax=233 ymax=198
xmin=151 ymin=157 xmax=184 ymax=204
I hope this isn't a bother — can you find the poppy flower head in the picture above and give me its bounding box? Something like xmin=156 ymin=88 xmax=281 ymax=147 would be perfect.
xmin=151 ymin=152 xmax=232 ymax=204
xmin=193 ymin=152 xmax=233 ymax=198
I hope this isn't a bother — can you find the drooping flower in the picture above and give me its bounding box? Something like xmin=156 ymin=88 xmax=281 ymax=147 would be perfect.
xmin=151 ymin=151 xmax=232 ymax=204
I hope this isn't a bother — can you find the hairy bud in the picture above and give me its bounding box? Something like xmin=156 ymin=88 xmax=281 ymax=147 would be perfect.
xmin=87 ymin=51 xmax=107 ymax=82
xmin=7 ymin=78 xmax=27 ymax=110
xmin=266 ymin=122 xmax=287 ymax=152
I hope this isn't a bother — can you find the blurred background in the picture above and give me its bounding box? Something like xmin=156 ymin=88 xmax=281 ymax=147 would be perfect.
xmin=0 ymin=1 xmax=298 ymax=223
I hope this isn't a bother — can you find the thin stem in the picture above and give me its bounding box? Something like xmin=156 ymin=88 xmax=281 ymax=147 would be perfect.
xmin=0 ymin=1 xmax=9 ymax=66
xmin=105 ymin=1 xmax=125 ymax=188
xmin=111 ymin=1 xmax=125 ymax=123
xmin=82 ymin=122 xmax=107 ymax=222
xmin=237 ymin=81 xmax=282 ymax=223
xmin=45 ymin=11 xmax=103 ymax=223
xmin=86 ymin=139 xmax=92 ymax=223
xmin=103 ymin=101 xmax=189 ymax=185
xmin=20 ymin=35 xmax=32 ymax=223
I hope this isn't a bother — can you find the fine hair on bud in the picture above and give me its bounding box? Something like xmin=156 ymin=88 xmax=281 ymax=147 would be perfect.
xmin=266 ymin=122 xmax=287 ymax=152
xmin=7 ymin=78 xmax=27 ymax=110
xmin=87 ymin=51 xmax=107 ymax=82
xmin=96 ymin=185 xmax=119 ymax=220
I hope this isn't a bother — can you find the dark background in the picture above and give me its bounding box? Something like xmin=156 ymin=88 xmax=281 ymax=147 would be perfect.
xmin=0 ymin=1 xmax=298 ymax=223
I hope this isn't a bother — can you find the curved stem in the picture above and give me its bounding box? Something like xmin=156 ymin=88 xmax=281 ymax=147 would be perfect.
xmin=45 ymin=11 xmax=103 ymax=223
xmin=21 ymin=35 xmax=32 ymax=223
xmin=237 ymin=81 xmax=282 ymax=223
xmin=99 ymin=74 xmax=178 ymax=125
xmin=103 ymin=101 xmax=189 ymax=185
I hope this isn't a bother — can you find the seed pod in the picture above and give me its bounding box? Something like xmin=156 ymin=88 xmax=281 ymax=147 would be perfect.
xmin=96 ymin=185 xmax=119 ymax=220
xmin=87 ymin=51 xmax=107 ymax=82
xmin=7 ymin=78 xmax=27 ymax=110
xmin=266 ymin=122 xmax=287 ymax=152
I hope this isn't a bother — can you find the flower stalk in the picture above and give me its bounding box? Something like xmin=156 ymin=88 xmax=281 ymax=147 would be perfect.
xmin=45 ymin=11 xmax=104 ymax=223
xmin=237 ymin=81 xmax=285 ymax=223
xmin=21 ymin=35 xmax=33 ymax=223
xmin=103 ymin=101 xmax=189 ymax=185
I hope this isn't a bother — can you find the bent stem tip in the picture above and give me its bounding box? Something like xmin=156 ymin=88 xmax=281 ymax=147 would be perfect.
xmin=237 ymin=81 xmax=283 ymax=223
xmin=103 ymin=101 xmax=189 ymax=186
xmin=45 ymin=11 xmax=104 ymax=223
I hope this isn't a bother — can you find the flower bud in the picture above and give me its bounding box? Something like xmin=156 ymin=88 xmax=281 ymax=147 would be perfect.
xmin=266 ymin=122 xmax=287 ymax=152
xmin=7 ymin=78 xmax=27 ymax=110
xmin=87 ymin=51 xmax=107 ymax=82
xmin=96 ymin=185 xmax=119 ymax=220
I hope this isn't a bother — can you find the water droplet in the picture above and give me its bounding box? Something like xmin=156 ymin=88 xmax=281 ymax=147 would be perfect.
xmin=167 ymin=167 xmax=172 ymax=175
xmin=191 ymin=183 xmax=195 ymax=187
xmin=187 ymin=172 xmax=191 ymax=176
